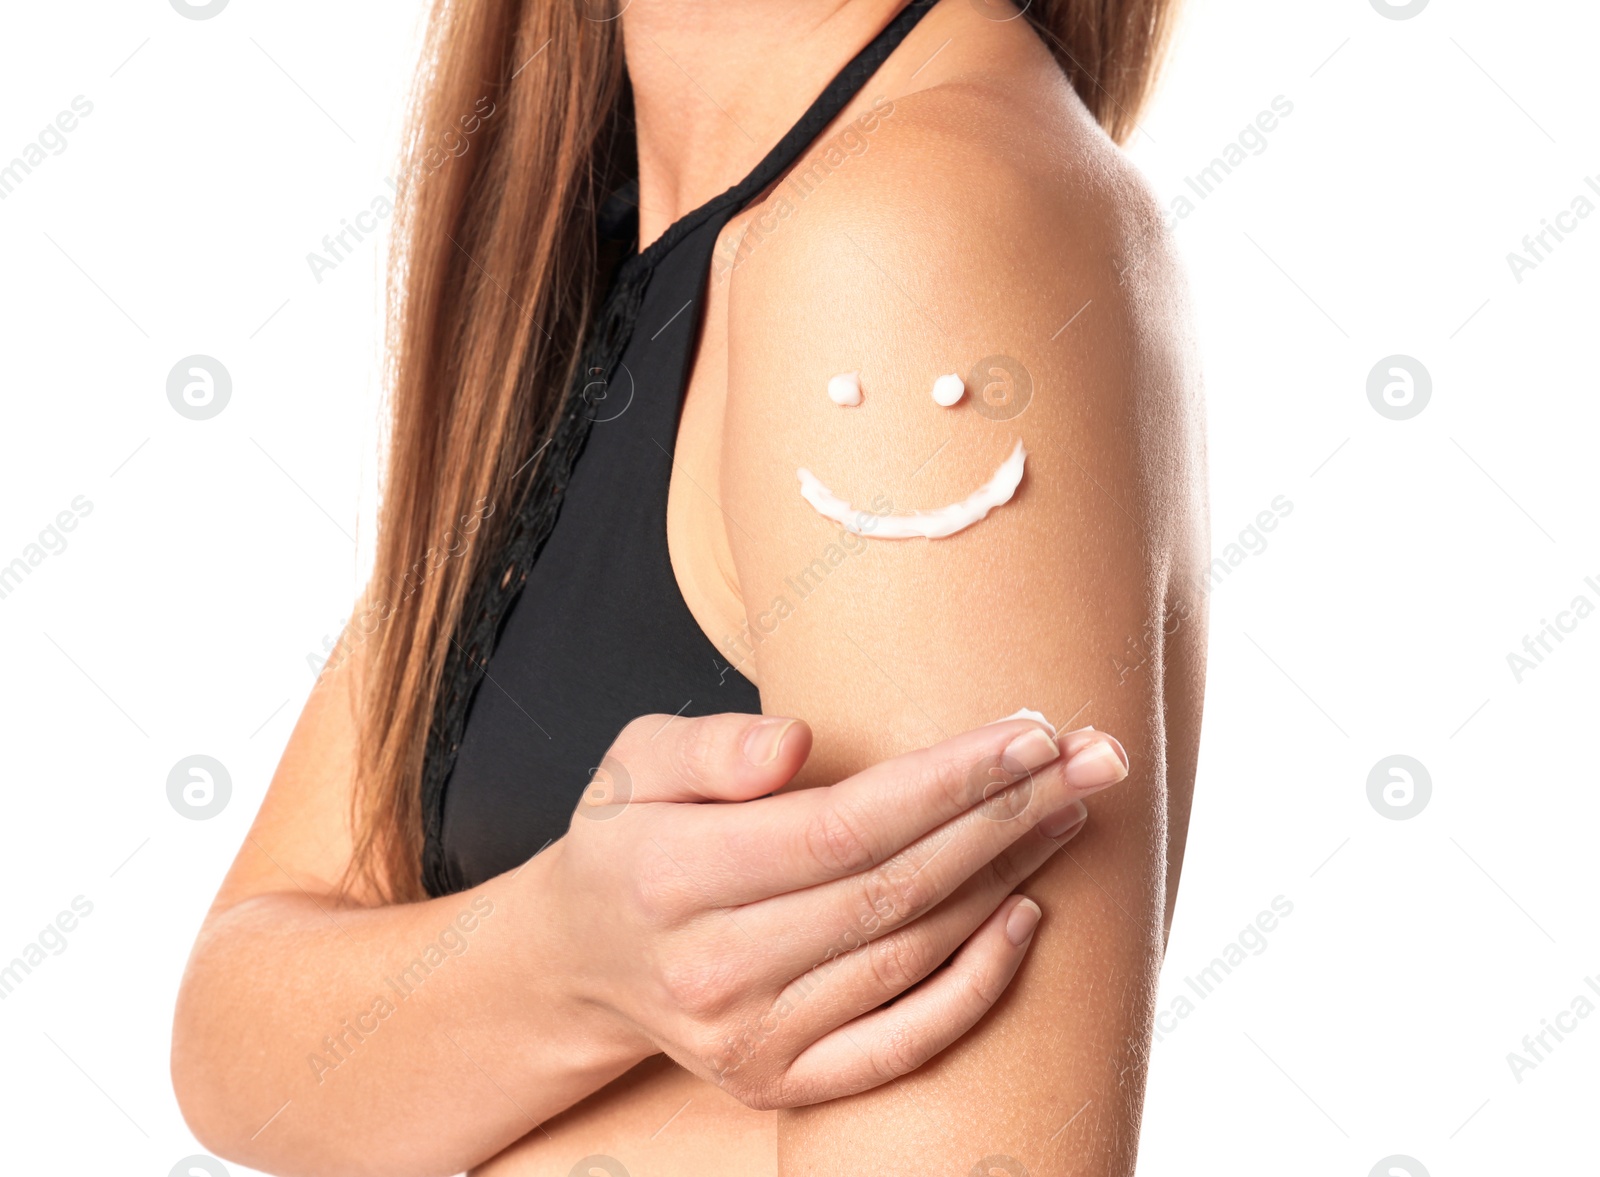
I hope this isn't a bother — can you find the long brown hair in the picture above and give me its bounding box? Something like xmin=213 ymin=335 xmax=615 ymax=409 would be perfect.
xmin=346 ymin=0 xmax=1179 ymax=902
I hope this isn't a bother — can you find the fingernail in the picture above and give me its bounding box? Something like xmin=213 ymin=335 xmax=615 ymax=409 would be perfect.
xmin=1039 ymin=798 xmax=1089 ymax=839
xmin=1058 ymin=726 xmax=1100 ymax=757
xmin=744 ymin=718 xmax=796 ymax=766
xmin=1063 ymin=737 xmax=1129 ymax=791
xmin=1001 ymin=727 xmax=1061 ymax=775
xmin=1004 ymin=897 xmax=1042 ymax=945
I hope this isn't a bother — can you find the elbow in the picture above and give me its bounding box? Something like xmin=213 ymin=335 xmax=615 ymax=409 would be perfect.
xmin=170 ymin=931 xmax=291 ymax=1173
xmin=170 ymin=975 xmax=250 ymax=1166
xmin=170 ymin=962 xmax=428 ymax=1177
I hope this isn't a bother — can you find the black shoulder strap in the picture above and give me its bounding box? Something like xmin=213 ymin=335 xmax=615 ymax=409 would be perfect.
xmin=630 ymin=0 xmax=938 ymax=267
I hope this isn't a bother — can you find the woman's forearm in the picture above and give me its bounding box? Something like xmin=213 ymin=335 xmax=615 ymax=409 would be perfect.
xmin=171 ymin=846 xmax=645 ymax=1177
xmin=174 ymin=672 xmax=1118 ymax=1176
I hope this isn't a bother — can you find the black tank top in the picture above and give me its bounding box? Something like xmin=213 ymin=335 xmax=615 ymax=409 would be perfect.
xmin=421 ymin=1 xmax=934 ymax=896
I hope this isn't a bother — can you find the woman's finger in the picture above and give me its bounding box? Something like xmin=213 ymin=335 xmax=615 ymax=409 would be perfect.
xmin=729 ymin=730 xmax=1123 ymax=977
xmin=755 ymin=803 xmax=1088 ymax=1056
xmin=581 ymin=711 xmax=812 ymax=810
xmin=682 ymin=718 xmax=1107 ymax=902
xmin=762 ymin=893 xmax=1047 ymax=1108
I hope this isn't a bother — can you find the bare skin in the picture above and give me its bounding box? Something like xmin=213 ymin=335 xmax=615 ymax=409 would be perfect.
xmin=478 ymin=2 xmax=1206 ymax=1176
xmin=171 ymin=2 xmax=1205 ymax=1176
xmin=173 ymin=645 xmax=1127 ymax=1175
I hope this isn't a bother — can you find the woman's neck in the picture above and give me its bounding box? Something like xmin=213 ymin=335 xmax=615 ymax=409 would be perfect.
xmin=620 ymin=0 xmax=909 ymax=246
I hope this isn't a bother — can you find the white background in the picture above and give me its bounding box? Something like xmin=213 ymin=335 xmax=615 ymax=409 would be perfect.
xmin=0 ymin=1 xmax=1595 ymax=1174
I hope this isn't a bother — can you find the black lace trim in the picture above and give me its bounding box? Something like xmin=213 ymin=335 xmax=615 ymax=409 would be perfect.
xmin=418 ymin=0 xmax=936 ymax=898
xmin=417 ymin=255 xmax=647 ymax=899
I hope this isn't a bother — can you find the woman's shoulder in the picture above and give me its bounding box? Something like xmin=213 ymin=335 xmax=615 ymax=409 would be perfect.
xmin=722 ymin=69 xmax=1201 ymax=545
xmin=728 ymin=67 xmax=1179 ymax=326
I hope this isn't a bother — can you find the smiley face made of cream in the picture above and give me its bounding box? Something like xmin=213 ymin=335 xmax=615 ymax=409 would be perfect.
xmin=797 ymin=371 xmax=1027 ymax=540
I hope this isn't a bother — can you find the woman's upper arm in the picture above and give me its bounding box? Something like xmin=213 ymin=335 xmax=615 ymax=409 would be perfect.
xmin=722 ymin=113 xmax=1207 ymax=1174
xmin=207 ymin=625 xmax=370 ymax=913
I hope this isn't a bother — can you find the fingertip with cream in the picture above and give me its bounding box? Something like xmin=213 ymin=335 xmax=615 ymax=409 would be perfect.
xmin=1062 ymin=734 xmax=1129 ymax=791
xmin=1000 ymin=726 xmax=1062 ymax=775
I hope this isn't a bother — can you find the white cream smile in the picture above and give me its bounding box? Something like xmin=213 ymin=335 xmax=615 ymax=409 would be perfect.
xmin=797 ymin=439 xmax=1026 ymax=539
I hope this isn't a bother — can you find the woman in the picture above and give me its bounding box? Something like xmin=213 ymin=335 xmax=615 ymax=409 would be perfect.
xmin=171 ymin=0 xmax=1207 ymax=1173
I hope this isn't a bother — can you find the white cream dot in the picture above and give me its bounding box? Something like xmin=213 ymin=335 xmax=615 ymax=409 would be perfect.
xmin=999 ymin=707 xmax=1055 ymax=733
xmin=827 ymin=372 xmax=862 ymax=406
xmin=931 ymin=373 xmax=965 ymax=407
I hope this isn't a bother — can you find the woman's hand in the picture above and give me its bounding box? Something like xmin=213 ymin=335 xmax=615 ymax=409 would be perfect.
xmin=544 ymin=711 xmax=1130 ymax=1110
